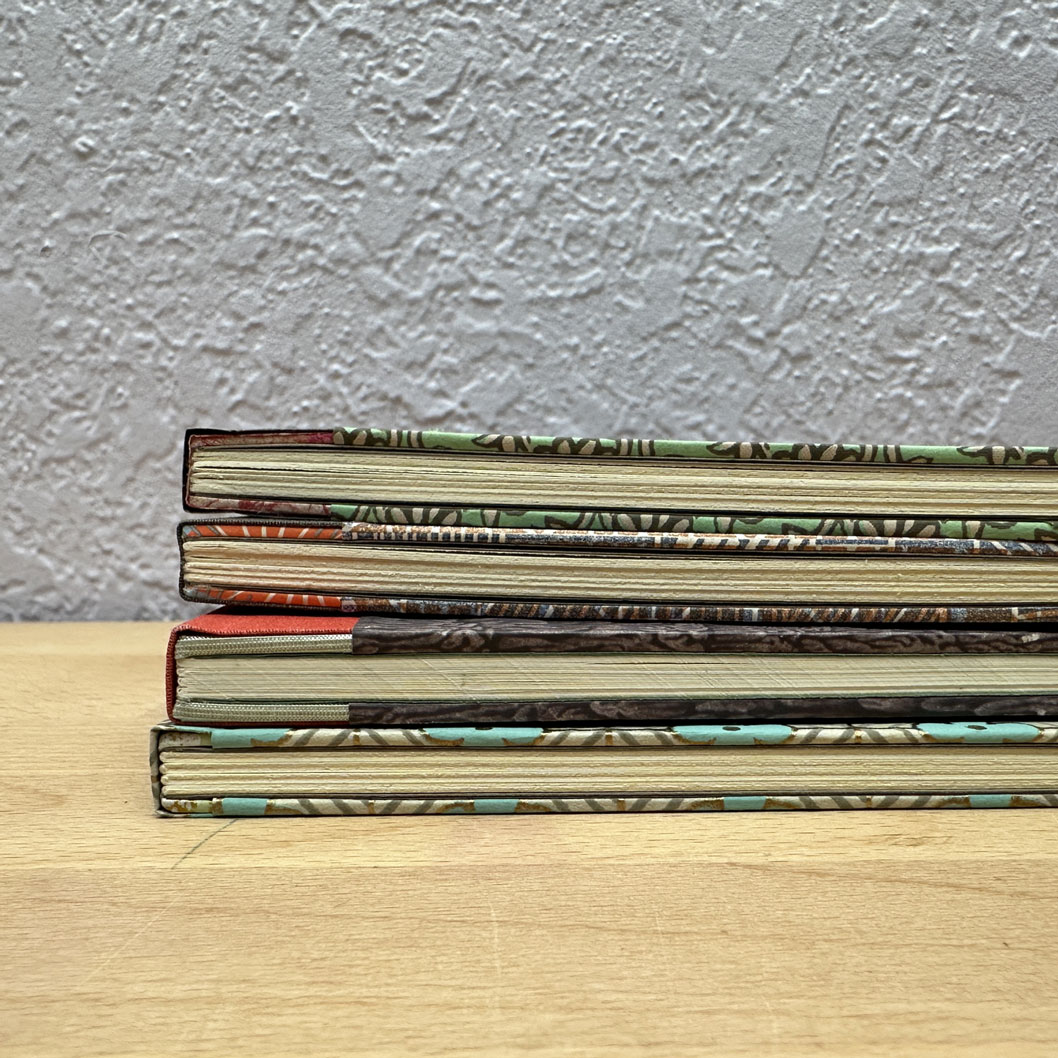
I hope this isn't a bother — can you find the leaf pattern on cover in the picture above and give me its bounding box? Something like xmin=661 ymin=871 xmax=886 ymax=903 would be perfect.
xmin=328 ymin=428 xmax=1058 ymax=465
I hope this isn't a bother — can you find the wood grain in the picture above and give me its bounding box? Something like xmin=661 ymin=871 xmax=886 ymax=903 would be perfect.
xmin=2 ymin=622 xmax=1058 ymax=1057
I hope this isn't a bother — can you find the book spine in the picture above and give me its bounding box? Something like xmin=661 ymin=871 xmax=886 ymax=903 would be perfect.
xmin=165 ymin=618 xmax=201 ymax=718
xmin=149 ymin=725 xmax=165 ymax=814
xmin=184 ymin=429 xmax=336 ymax=513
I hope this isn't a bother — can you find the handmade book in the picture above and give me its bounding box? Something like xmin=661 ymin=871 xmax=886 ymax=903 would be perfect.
xmin=182 ymin=428 xmax=1058 ymax=537
xmin=167 ymin=611 xmax=1058 ymax=726
xmin=178 ymin=521 xmax=1058 ymax=621
xmin=151 ymin=720 xmax=1058 ymax=816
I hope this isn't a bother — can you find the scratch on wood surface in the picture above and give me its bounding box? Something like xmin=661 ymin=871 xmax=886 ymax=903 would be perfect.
xmin=489 ymin=898 xmax=503 ymax=977
xmin=82 ymin=890 xmax=181 ymax=986
xmin=82 ymin=820 xmax=239 ymax=985
xmin=652 ymin=909 xmax=680 ymax=996
xmin=757 ymin=949 xmax=781 ymax=1050
xmin=171 ymin=819 xmax=238 ymax=869
xmin=487 ymin=897 xmax=503 ymax=1015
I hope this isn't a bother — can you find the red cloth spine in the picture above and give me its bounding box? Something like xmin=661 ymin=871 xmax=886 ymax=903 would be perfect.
xmin=165 ymin=609 xmax=359 ymax=718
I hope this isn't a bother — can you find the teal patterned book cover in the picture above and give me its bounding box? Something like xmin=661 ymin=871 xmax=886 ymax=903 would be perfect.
xmin=153 ymin=721 xmax=1058 ymax=817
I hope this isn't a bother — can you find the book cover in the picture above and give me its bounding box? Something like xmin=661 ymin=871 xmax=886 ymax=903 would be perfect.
xmin=167 ymin=610 xmax=1058 ymax=725
xmin=183 ymin=428 xmax=1058 ymax=535
xmin=151 ymin=719 xmax=1058 ymax=816
xmin=177 ymin=520 xmax=1058 ymax=622
xmin=186 ymin=426 xmax=1058 ymax=468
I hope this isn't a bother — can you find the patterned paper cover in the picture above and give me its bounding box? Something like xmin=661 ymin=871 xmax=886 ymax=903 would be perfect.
xmin=181 ymin=520 xmax=1058 ymax=555
xmin=167 ymin=610 xmax=1058 ymax=725
xmin=177 ymin=520 xmax=1058 ymax=624
xmin=188 ymin=427 xmax=1058 ymax=466
xmin=183 ymin=428 xmax=1058 ymax=538
xmin=150 ymin=720 xmax=1058 ymax=816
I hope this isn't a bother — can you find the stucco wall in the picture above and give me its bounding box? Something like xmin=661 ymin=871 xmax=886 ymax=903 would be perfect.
xmin=3 ymin=1 xmax=1057 ymax=620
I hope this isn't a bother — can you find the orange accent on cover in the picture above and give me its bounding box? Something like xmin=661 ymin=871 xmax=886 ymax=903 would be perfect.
xmin=188 ymin=523 xmax=346 ymax=540
xmin=165 ymin=608 xmax=359 ymax=718
xmin=181 ymin=587 xmax=348 ymax=609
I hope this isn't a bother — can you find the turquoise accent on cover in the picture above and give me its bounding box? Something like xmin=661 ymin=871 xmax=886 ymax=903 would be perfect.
xmin=919 ymin=722 xmax=1044 ymax=744
xmin=423 ymin=727 xmax=545 ymax=747
xmin=717 ymin=796 xmax=770 ymax=811
xmin=218 ymin=798 xmax=270 ymax=816
xmin=968 ymin=795 xmax=1016 ymax=808
xmin=672 ymin=724 xmax=794 ymax=745
xmin=472 ymin=799 xmax=523 ymax=814
xmin=164 ymin=722 xmax=1058 ymax=752
xmin=209 ymin=728 xmax=291 ymax=749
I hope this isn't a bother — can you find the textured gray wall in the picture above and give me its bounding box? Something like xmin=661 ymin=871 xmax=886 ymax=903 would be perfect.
xmin=3 ymin=1 xmax=1058 ymax=620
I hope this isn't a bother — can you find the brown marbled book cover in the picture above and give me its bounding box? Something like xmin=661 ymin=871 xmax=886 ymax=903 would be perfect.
xmin=168 ymin=610 xmax=1058 ymax=726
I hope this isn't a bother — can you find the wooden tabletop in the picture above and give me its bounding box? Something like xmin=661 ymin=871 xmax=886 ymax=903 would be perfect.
xmin=3 ymin=622 xmax=1058 ymax=1057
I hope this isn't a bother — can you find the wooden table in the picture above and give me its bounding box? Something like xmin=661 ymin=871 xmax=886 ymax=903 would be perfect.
xmin=3 ymin=622 xmax=1058 ymax=1057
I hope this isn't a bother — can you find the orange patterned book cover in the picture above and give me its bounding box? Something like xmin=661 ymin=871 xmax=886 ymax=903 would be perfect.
xmin=177 ymin=519 xmax=1058 ymax=624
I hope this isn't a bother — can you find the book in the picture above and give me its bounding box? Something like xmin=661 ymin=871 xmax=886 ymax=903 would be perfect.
xmin=183 ymin=428 xmax=1058 ymax=536
xmin=178 ymin=521 xmax=1058 ymax=618
xmin=167 ymin=610 xmax=1058 ymax=726
xmin=151 ymin=720 xmax=1058 ymax=816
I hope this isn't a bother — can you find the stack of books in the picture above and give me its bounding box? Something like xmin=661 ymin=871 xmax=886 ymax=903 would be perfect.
xmin=152 ymin=428 xmax=1058 ymax=816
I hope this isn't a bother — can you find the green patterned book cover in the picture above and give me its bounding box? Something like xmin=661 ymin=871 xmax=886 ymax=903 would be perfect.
xmin=183 ymin=428 xmax=1058 ymax=537
xmin=152 ymin=720 xmax=1058 ymax=816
